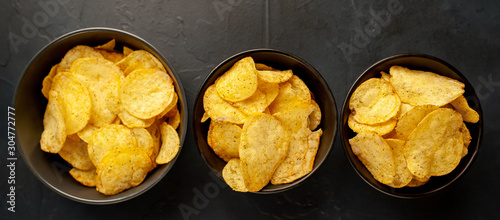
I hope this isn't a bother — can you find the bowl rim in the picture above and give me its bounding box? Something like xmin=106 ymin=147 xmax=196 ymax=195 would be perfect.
xmin=340 ymin=53 xmax=483 ymax=199
xmin=13 ymin=27 xmax=188 ymax=204
xmin=192 ymin=48 xmax=337 ymax=194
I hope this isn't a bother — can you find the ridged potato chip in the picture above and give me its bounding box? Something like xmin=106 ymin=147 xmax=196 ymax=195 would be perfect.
xmin=203 ymin=85 xmax=247 ymax=124
xmin=156 ymin=122 xmax=180 ymax=164
xmin=385 ymin=139 xmax=412 ymax=188
xmin=115 ymin=50 xmax=166 ymax=76
xmin=349 ymin=132 xmax=395 ymax=185
xmin=207 ymin=120 xmax=241 ymax=162
xmin=120 ymin=68 xmax=175 ymax=119
xmin=239 ymin=114 xmax=289 ymax=191
xmin=58 ymin=137 xmax=95 ymax=171
xmin=40 ymin=90 xmax=66 ymax=153
xmin=222 ymin=158 xmax=248 ymax=192
xmin=395 ymin=105 xmax=438 ymax=140
xmin=389 ymin=65 xmax=465 ymax=106
xmin=257 ymin=68 xmax=293 ymax=83
xmin=348 ymin=113 xmax=397 ymax=136
xmin=69 ymin=168 xmax=97 ymax=187
xmin=88 ymin=124 xmax=138 ymax=167
xmin=450 ymin=95 xmax=479 ymax=123
xmin=216 ymin=56 xmax=259 ymax=102
xmin=57 ymin=45 xmax=104 ymax=73
xmin=349 ymin=78 xmax=401 ymax=125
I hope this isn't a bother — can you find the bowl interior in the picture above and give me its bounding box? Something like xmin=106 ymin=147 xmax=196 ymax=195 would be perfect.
xmin=14 ymin=28 xmax=187 ymax=204
xmin=193 ymin=49 xmax=337 ymax=193
xmin=340 ymin=54 xmax=483 ymax=198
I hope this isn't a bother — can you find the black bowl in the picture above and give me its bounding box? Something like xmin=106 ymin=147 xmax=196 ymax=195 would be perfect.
xmin=340 ymin=54 xmax=483 ymax=198
xmin=13 ymin=27 xmax=188 ymax=204
xmin=193 ymin=49 xmax=337 ymax=193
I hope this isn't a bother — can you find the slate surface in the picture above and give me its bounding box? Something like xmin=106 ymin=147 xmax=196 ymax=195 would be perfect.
xmin=1 ymin=0 xmax=499 ymax=219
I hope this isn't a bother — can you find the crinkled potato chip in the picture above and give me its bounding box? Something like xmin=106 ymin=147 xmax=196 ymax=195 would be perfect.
xmin=96 ymin=147 xmax=152 ymax=195
xmin=349 ymin=78 xmax=401 ymax=125
xmin=203 ymin=85 xmax=247 ymax=124
xmin=41 ymin=64 xmax=58 ymax=99
xmin=450 ymin=95 xmax=479 ymax=123
xmin=69 ymin=168 xmax=97 ymax=187
xmin=385 ymin=139 xmax=412 ymax=188
xmin=348 ymin=113 xmax=397 ymax=136
xmin=120 ymin=68 xmax=175 ymax=119
xmin=239 ymin=114 xmax=289 ymax=191
xmin=349 ymin=132 xmax=395 ymax=185
xmin=257 ymin=68 xmax=293 ymax=83
xmin=88 ymin=124 xmax=138 ymax=167
xmin=222 ymin=158 xmax=248 ymax=192
xmin=59 ymin=137 xmax=95 ymax=171
xmin=156 ymin=122 xmax=180 ymax=164
xmin=57 ymin=45 xmax=104 ymax=73
xmin=207 ymin=120 xmax=241 ymax=162
xmin=395 ymin=105 xmax=438 ymax=140
xmin=40 ymin=90 xmax=66 ymax=153
xmin=115 ymin=50 xmax=166 ymax=76
xmin=389 ymin=65 xmax=465 ymax=106
xmin=216 ymin=56 xmax=259 ymax=102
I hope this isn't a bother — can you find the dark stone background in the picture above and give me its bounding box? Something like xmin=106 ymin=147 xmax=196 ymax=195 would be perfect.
xmin=1 ymin=0 xmax=499 ymax=219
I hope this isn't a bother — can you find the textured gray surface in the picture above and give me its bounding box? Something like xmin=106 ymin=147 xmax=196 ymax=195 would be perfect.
xmin=1 ymin=0 xmax=499 ymax=219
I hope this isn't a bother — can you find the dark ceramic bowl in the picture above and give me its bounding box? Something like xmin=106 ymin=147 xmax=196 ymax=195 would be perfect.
xmin=193 ymin=49 xmax=337 ymax=193
xmin=340 ymin=54 xmax=483 ymax=198
xmin=13 ymin=27 xmax=188 ymax=204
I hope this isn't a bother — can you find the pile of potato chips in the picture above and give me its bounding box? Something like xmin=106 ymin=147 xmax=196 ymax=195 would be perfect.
xmin=202 ymin=56 xmax=323 ymax=192
xmin=40 ymin=40 xmax=181 ymax=195
xmin=348 ymin=65 xmax=479 ymax=188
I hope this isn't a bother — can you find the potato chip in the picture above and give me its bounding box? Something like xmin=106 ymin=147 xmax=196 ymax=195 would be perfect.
xmin=349 ymin=132 xmax=395 ymax=185
xmin=156 ymin=122 xmax=180 ymax=164
xmin=201 ymin=112 xmax=210 ymax=123
xmin=132 ymin=128 xmax=155 ymax=162
xmin=41 ymin=64 xmax=58 ymax=99
xmin=166 ymin=107 xmax=181 ymax=130
xmin=40 ymin=90 xmax=66 ymax=153
xmin=348 ymin=113 xmax=397 ymax=136
xmin=257 ymin=78 xmax=280 ymax=107
xmin=239 ymin=114 xmax=289 ymax=191
xmin=70 ymin=57 xmax=123 ymax=127
xmin=51 ymin=72 xmax=92 ymax=134
xmin=268 ymin=79 xmax=312 ymax=114
xmin=157 ymin=92 xmax=178 ymax=119
xmin=450 ymin=95 xmax=479 ymax=123
xmin=96 ymin=147 xmax=152 ymax=195
xmin=389 ymin=65 xmax=465 ymax=106
xmin=231 ymin=89 xmax=268 ymax=115
xmin=95 ymin=39 xmax=116 ymax=51
xmin=118 ymin=105 xmax=155 ymax=128
xmin=120 ymin=68 xmax=175 ymax=119
xmin=404 ymin=108 xmax=463 ymax=178
xmin=405 ymin=175 xmax=430 ymax=187
xmin=69 ymin=168 xmax=97 ymax=187
xmin=115 ymin=50 xmax=166 ymax=76
xmin=349 ymin=78 xmax=401 ymax=125
xmin=88 ymin=124 xmax=138 ymax=167
xmin=207 ymin=120 xmax=241 ymax=162
xmin=77 ymin=124 xmax=98 ymax=143
xmin=57 ymin=45 xmax=104 ymax=73
xmin=215 ymin=56 xmax=259 ymax=102
xmin=123 ymin=46 xmax=134 ymax=56
xmin=257 ymin=68 xmax=293 ymax=83
xmin=58 ymin=137 xmax=95 ymax=171
xmin=255 ymin=63 xmax=275 ymax=71
xmin=395 ymin=105 xmax=438 ymax=140
xmin=385 ymin=139 xmax=412 ymax=188
xmin=309 ymin=99 xmax=322 ymax=130
xmin=380 ymin=71 xmax=391 ymax=82
xmin=145 ymin=120 xmax=161 ymax=170
xmin=203 ymin=85 xmax=247 ymax=124
xmin=222 ymin=159 xmax=248 ymax=192
xmin=97 ymin=49 xmax=124 ymax=63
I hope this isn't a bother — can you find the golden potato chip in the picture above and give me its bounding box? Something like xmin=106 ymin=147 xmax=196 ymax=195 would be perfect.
xmin=123 ymin=46 xmax=134 ymax=56
xmin=385 ymin=139 xmax=412 ymax=188
xmin=41 ymin=64 xmax=58 ymax=99
xmin=96 ymin=147 xmax=152 ymax=195
xmin=88 ymin=124 xmax=137 ymax=167
xmin=389 ymin=65 xmax=465 ymax=106
xmin=231 ymin=89 xmax=268 ymax=115
xmin=405 ymin=175 xmax=430 ymax=187
xmin=397 ymin=103 xmax=415 ymax=119
xmin=40 ymin=90 xmax=66 ymax=153
xmin=77 ymin=124 xmax=98 ymax=143
xmin=156 ymin=122 xmax=180 ymax=164
xmin=215 ymin=56 xmax=259 ymax=102
xmin=268 ymin=79 xmax=312 ymax=114
xmin=255 ymin=63 xmax=275 ymax=71
xmin=450 ymin=95 xmax=479 ymax=123
xmin=200 ymin=112 xmax=210 ymax=123
xmin=70 ymin=57 xmax=123 ymax=127
xmin=120 ymin=68 xmax=175 ymax=119
xmin=348 ymin=113 xmax=397 ymax=136
xmin=57 ymin=45 xmax=104 ymax=73
xmin=95 ymin=39 xmax=116 ymax=51
xmin=58 ymin=138 xmax=95 ymax=171
xmin=166 ymin=107 xmax=181 ymax=130
xmin=349 ymin=132 xmax=395 ymax=185
xmin=51 ymin=72 xmax=91 ymax=134
xmin=118 ymin=105 xmax=155 ymax=128
xmin=222 ymin=158 xmax=248 ymax=192
xmin=115 ymin=50 xmax=165 ymax=76
xmin=157 ymin=92 xmax=178 ymax=119
xmin=395 ymin=105 xmax=438 ymax=140
xmin=207 ymin=120 xmax=241 ymax=162
xmin=380 ymin=71 xmax=391 ymax=82
xmin=132 ymin=127 xmax=155 ymax=161
xmin=97 ymin=49 xmax=124 ymax=63
xmin=309 ymin=99 xmax=322 ymax=130
xmin=239 ymin=114 xmax=289 ymax=191
xmin=257 ymin=68 xmax=293 ymax=83
xmin=203 ymin=85 xmax=247 ymax=124
xmin=145 ymin=121 xmax=161 ymax=170
xmin=69 ymin=168 xmax=97 ymax=187
xmin=349 ymin=78 xmax=401 ymax=125
xmin=257 ymin=78 xmax=280 ymax=107
xmin=404 ymin=108 xmax=463 ymax=178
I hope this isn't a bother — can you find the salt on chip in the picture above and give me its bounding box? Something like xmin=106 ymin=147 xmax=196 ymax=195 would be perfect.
xmin=120 ymin=68 xmax=175 ymax=119
xmin=69 ymin=168 xmax=97 ymax=187
xmin=450 ymin=95 xmax=479 ymax=123
xmin=203 ymin=85 xmax=247 ymax=124
xmin=395 ymin=105 xmax=438 ymax=140
xmin=348 ymin=113 xmax=397 ymax=136
xmin=57 ymin=45 xmax=104 ymax=73
xmin=349 ymin=78 xmax=401 ymax=125
xmin=222 ymin=158 xmax=248 ymax=192
xmin=215 ymin=56 xmax=259 ymax=102
xmin=40 ymin=90 xmax=67 ymax=153
xmin=115 ymin=50 xmax=166 ymax=76
xmin=156 ymin=122 xmax=180 ymax=164
xmin=41 ymin=64 xmax=59 ymax=99
xmin=389 ymin=65 xmax=465 ymax=106
xmin=385 ymin=138 xmax=412 ymax=188
xmin=59 ymin=137 xmax=95 ymax=171
xmin=207 ymin=120 xmax=241 ymax=162
xmin=239 ymin=114 xmax=289 ymax=191
xmin=88 ymin=124 xmax=138 ymax=167
xmin=349 ymin=132 xmax=395 ymax=185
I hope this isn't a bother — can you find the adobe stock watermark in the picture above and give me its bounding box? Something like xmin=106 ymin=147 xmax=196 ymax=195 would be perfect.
xmin=466 ymin=73 xmax=500 ymax=109
xmin=178 ymin=171 xmax=227 ymax=220
xmin=8 ymin=0 xmax=69 ymax=54
xmin=338 ymin=0 xmax=403 ymax=62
